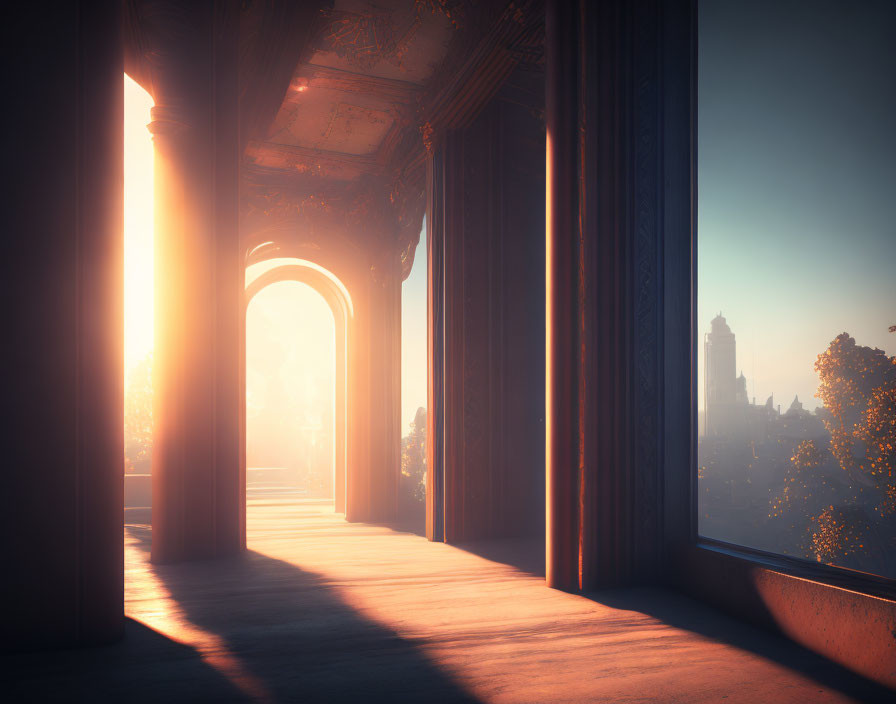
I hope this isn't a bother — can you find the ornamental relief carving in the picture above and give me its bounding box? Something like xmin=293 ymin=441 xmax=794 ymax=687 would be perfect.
xmin=241 ymin=166 xmax=425 ymax=277
xmin=317 ymin=7 xmax=423 ymax=72
xmin=633 ymin=0 xmax=661 ymax=558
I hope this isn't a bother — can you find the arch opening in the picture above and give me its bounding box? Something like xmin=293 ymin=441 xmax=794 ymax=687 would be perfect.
xmin=243 ymin=259 xmax=352 ymax=539
xmin=246 ymin=281 xmax=336 ymax=510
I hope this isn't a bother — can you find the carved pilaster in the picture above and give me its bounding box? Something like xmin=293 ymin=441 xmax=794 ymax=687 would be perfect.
xmin=427 ymin=65 xmax=546 ymax=545
xmin=546 ymin=0 xmax=669 ymax=591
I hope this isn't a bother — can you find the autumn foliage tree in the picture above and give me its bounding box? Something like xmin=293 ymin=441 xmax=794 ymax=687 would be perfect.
xmin=814 ymin=333 xmax=895 ymax=488
xmin=806 ymin=331 xmax=896 ymax=569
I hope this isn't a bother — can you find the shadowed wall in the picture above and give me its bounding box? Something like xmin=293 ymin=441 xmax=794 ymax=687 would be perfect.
xmin=429 ymin=67 xmax=546 ymax=542
xmin=1 ymin=1 xmax=124 ymax=649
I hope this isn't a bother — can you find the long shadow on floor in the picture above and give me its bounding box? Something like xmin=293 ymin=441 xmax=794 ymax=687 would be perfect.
xmin=125 ymin=523 xmax=479 ymax=703
xmin=449 ymin=537 xmax=546 ymax=578
xmin=4 ymin=618 xmax=246 ymax=703
xmin=123 ymin=517 xmax=892 ymax=703
xmin=409 ymin=532 xmax=891 ymax=701
xmin=589 ymin=587 xmax=894 ymax=703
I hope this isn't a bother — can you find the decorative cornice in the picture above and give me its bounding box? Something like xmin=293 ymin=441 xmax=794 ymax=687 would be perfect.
xmin=147 ymin=104 xmax=192 ymax=137
xmin=245 ymin=141 xmax=382 ymax=181
xmin=416 ymin=0 xmax=544 ymax=149
xmin=292 ymin=64 xmax=422 ymax=104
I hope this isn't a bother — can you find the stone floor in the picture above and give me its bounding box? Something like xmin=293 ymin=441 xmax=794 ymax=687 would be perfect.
xmin=4 ymin=498 xmax=892 ymax=702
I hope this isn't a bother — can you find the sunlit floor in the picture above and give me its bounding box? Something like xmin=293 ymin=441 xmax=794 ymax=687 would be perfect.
xmin=5 ymin=499 xmax=890 ymax=703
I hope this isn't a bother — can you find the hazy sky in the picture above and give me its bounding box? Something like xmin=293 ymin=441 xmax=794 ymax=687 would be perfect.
xmin=698 ymin=0 xmax=896 ymax=411
xmin=245 ymin=280 xmax=335 ymax=418
xmin=246 ymin=281 xmax=335 ymax=468
xmin=401 ymin=227 xmax=427 ymax=432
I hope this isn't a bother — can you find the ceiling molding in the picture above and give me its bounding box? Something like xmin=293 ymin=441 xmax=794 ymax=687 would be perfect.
xmin=293 ymin=64 xmax=423 ymax=105
xmin=245 ymin=140 xmax=382 ymax=181
xmin=420 ymin=0 xmax=545 ymax=139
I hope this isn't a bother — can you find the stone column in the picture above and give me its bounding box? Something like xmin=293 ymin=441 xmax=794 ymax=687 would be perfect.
xmin=545 ymin=0 xmax=583 ymax=591
xmin=347 ymin=248 xmax=401 ymax=523
xmin=333 ymin=313 xmax=348 ymax=515
xmin=2 ymin=0 xmax=124 ymax=648
xmin=546 ymin=0 xmax=670 ymax=590
xmin=425 ymin=69 xmax=546 ymax=545
xmin=148 ymin=1 xmax=242 ymax=562
xmin=426 ymin=152 xmax=446 ymax=541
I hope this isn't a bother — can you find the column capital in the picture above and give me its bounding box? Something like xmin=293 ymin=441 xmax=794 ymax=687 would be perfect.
xmin=147 ymin=104 xmax=192 ymax=138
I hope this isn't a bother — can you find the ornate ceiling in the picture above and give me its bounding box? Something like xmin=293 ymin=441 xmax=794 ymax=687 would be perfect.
xmin=247 ymin=1 xmax=455 ymax=179
xmin=126 ymin=0 xmax=544 ymax=277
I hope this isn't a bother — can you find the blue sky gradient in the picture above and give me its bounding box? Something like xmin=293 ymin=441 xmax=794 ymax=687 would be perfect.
xmin=698 ymin=0 xmax=896 ymax=410
xmin=401 ymin=224 xmax=428 ymax=432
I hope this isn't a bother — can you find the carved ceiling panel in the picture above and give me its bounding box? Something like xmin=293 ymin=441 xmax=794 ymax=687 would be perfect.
xmin=311 ymin=0 xmax=455 ymax=83
xmin=247 ymin=0 xmax=462 ymax=266
xmin=245 ymin=142 xmax=380 ymax=182
xmin=240 ymin=0 xmax=542 ymax=276
xmin=267 ymin=86 xmax=396 ymax=155
xmin=255 ymin=1 xmax=458 ymax=184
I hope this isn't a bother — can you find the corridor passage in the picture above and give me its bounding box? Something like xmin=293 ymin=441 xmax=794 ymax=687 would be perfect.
xmin=6 ymin=500 xmax=888 ymax=703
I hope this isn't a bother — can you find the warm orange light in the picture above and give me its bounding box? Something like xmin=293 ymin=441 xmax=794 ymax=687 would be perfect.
xmin=124 ymin=74 xmax=154 ymax=380
xmin=544 ymin=129 xmax=554 ymax=586
xmin=246 ymin=257 xmax=354 ymax=317
xmin=245 ymin=281 xmax=337 ymax=502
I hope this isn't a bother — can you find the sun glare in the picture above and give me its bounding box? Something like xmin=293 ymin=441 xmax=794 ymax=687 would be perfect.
xmin=124 ymin=74 xmax=154 ymax=381
xmin=246 ymin=281 xmax=337 ymax=500
xmin=245 ymin=257 xmax=354 ymax=317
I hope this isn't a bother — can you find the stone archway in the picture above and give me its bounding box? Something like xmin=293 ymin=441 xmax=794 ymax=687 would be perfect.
xmin=244 ymin=262 xmax=352 ymax=515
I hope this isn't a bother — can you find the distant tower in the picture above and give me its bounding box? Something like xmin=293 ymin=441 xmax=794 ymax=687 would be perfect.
xmin=705 ymin=313 xmax=737 ymax=436
xmin=735 ymin=371 xmax=748 ymax=404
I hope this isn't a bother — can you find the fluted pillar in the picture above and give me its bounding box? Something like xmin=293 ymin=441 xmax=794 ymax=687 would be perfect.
xmin=545 ymin=0 xmax=583 ymax=591
xmin=426 ymin=71 xmax=546 ymax=545
xmin=148 ymin=1 xmax=242 ymax=562
xmin=346 ymin=249 xmax=402 ymax=523
xmin=546 ymin=0 xmax=676 ymax=590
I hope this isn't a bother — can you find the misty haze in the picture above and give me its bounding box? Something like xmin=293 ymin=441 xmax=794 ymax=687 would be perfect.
xmin=697 ymin=0 xmax=896 ymax=578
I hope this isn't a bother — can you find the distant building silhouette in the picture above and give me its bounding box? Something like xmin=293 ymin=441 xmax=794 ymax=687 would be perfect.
xmin=704 ymin=313 xmax=738 ymax=436
xmin=704 ymin=313 xmax=779 ymax=440
xmin=703 ymin=315 xmax=825 ymax=443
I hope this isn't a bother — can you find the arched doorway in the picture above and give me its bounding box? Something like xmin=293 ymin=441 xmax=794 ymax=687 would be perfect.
xmin=244 ymin=260 xmax=352 ymax=518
